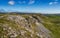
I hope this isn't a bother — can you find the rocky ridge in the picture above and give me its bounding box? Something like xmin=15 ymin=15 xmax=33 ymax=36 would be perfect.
xmin=0 ymin=14 xmax=52 ymax=38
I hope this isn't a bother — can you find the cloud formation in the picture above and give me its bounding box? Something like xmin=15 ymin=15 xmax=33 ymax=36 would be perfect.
xmin=28 ymin=0 xmax=35 ymax=4
xmin=49 ymin=2 xmax=53 ymax=5
xmin=8 ymin=1 xmax=15 ymax=5
xmin=49 ymin=0 xmax=58 ymax=5
xmin=49 ymin=2 xmax=58 ymax=5
xmin=18 ymin=0 xmax=35 ymax=5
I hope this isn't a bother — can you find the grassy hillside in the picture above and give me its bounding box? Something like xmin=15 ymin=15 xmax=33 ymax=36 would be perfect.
xmin=39 ymin=14 xmax=60 ymax=38
xmin=0 ymin=13 xmax=60 ymax=38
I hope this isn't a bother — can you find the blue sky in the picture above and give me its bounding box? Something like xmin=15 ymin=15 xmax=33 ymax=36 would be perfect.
xmin=0 ymin=0 xmax=60 ymax=14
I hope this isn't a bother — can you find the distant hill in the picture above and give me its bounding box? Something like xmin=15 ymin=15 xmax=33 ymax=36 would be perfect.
xmin=0 ymin=9 xmax=6 ymax=12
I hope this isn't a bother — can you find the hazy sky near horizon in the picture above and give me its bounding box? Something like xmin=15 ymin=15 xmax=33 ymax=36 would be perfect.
xmin=0 ymin=0 xmax=60 ymax=14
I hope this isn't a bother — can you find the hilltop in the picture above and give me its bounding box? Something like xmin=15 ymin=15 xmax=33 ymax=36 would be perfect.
xmin=0 ymin=13 xmax=60 ymax=38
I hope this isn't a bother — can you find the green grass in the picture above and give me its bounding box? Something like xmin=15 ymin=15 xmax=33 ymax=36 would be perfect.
xmin=40 ymin=15 xmax=60 ymax=38
xmin=0 ymin=14 xmax=60 ymax=38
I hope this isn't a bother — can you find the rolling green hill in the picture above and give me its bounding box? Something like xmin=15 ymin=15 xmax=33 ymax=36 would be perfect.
xmin=0 ymin=13 xmax=60 ymax=38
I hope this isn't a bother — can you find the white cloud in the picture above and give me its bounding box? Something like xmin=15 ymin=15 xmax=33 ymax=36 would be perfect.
xmin=49 ymin=1 xmax=58 ymax=5
xmin=49 ymin=2 xmax=53 ymax=5
xmin=49 ymin=0 xmax=58 ymax=5
xmin=8 ymin=1 xmax=15 ymax=5
xmin=28 ymin=0 xmax=35 ymax=4
xmin=18 ymin=0 xmax=35 ymax=5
